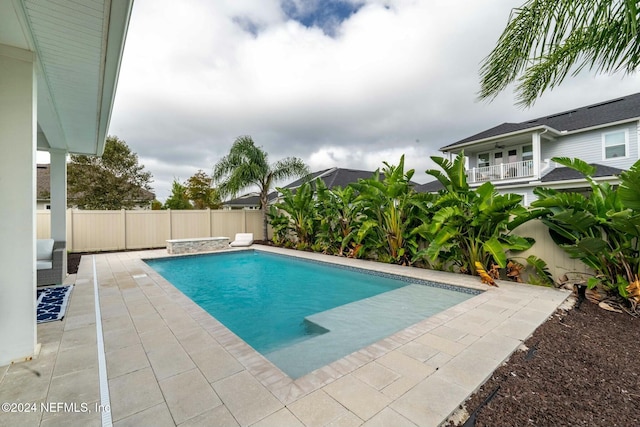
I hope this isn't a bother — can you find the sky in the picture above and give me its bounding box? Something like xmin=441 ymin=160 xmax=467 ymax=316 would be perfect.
xmin=100 ymin=0 xmax=640 ymax=202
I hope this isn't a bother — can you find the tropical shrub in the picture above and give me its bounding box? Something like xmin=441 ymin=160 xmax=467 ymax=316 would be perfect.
xmin=273 ymin=181 xmax=318 ymax=249
xmin=314 ymin=180 xmax=363 ymax=256
xmin=267 ymin=205 xmax=291 ymax=247
xmin=415 ymin=152 xmax=534 ymax=275
xmin=523 ymin=157 xmax=640 ymax=301
xmin=349 ymin=156 xmax=434 ymax=265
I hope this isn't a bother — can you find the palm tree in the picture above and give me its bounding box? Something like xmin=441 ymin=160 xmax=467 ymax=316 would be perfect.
xmin=212 ymin=136 xmax=309 ymax=240
xmin=479 ymin=0 xmax=640 ymax=107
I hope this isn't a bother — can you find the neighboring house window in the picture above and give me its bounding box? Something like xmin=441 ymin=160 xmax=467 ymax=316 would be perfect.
xmin=522 ymin=145 xmax=533 ymax=162
xmin=478 ymin=153 xmax=490 ymax=168
xmin=494 ymin=151 xmax=504 ymax=165
xmin=603 ymin=130 xmax=628 ymax=159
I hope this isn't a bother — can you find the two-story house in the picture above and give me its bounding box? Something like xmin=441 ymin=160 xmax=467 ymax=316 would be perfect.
xmin=427 ymin=92 xmax=640 ymax=204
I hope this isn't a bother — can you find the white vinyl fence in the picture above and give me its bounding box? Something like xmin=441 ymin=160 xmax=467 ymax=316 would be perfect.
xmin=510 ymin=220 xmax=591 ymax=281
xmin=37 ymin=209 xmax=266 ymax=252
xmin=36 ymin=209 xmax=589 ymax=281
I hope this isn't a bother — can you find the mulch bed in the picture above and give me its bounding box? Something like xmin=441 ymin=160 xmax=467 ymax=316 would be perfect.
xmin=68 ymin=251 xmax=639 ymax=425
xmin=450 ymin=298 xmax=639 ymax=427
xmin=67 ymin=252 xmax=82 ymax=274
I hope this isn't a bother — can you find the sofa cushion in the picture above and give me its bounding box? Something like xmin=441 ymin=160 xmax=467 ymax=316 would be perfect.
xmin=37 ymin=239 xmax=55 ymax=261
xmin=37 ymin=260 xmax=53 ymax=270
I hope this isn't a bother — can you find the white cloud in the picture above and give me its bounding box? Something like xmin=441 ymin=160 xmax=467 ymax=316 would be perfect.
xmin=108 ymin=0 xmax=640 ymax=201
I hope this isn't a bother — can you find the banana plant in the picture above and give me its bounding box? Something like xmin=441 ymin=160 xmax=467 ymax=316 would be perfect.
xmin=415 ymin=152 xmax=534 ymax=275
xmin=526 ymin=157 xmax=640 ymax=299
xmin=314 ymin=180 xmax=362 ymax=256
xmin=267 ymin=205 xmax=291 ymax=246
xmin=273 ymin=182 xmax=318 ymax=249
xmin=349 ymin=155 xmax=433 ymax=265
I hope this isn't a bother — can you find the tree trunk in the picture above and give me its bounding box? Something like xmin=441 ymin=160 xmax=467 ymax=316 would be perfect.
xmin=260 ymin=192 xmax=268 ymax=241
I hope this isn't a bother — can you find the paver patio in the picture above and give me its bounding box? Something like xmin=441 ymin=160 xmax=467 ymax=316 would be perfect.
xmin=0 ymin=246 xmax=570 ymax=426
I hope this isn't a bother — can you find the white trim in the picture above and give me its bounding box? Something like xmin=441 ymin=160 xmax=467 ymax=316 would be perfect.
xmin=637 ymin=120 xmax=640 ymax=159
xmin=482 ymin=176 xmax=620 ymax=192
xmin=442 ymin=117 xmax=640 ymax=153
xmin=95 ymin=0 xmax=134 ymax=156
xmin=441 ymin=125 xmax=559 ymax=152
xmin=532 ymin=132 xmax=541 ymax=179
xmin=601 ymin=129 xmax=629 ymax=160
xmin=516 ymin=192 xmax=528 ymax=206
xmin=92 ymin=256 xmax=113 ymax=427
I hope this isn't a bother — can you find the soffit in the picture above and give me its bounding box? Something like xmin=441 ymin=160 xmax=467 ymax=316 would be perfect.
xmin=1 ymin=0 xmax=132 ymax=156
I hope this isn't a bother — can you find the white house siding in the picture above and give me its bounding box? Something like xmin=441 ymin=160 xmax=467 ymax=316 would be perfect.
xmin=541 ymin=122 xmax=639 ymax=170
xmin=495 ymin=186 xmax=537 ymax=206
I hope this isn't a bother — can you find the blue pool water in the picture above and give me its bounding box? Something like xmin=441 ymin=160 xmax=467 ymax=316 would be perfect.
xmin=145 ymin=250 xmax=477 ymax=378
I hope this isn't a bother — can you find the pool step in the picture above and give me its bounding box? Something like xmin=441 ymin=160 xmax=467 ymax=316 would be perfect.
xmin=265 ymin=284 xmax=471 ymax=379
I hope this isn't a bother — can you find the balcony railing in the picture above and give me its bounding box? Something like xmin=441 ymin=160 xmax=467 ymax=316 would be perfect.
xmin=467 ymin=160 xmax=534 ymax=183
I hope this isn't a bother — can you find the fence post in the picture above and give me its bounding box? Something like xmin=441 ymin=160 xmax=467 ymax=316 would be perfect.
xmin=167 ymin=209 xmax=172 ymax=240
xmin=121 ymin=209 xmax=127 ymax=250
xmin=66 ymin=208 xmax=72 ymax=252
xmin=207 ymin=208 xmax=212 ymax=237
xmin=242 ymin=209 xmax=247 ymax=232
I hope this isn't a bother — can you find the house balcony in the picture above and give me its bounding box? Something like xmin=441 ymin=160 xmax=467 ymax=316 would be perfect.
xmin=467 ymin=160 xmax=534 ymax=184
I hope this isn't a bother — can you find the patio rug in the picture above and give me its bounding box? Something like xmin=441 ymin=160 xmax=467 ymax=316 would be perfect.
xmin=37 ymin=285 xmax=73 ymax=323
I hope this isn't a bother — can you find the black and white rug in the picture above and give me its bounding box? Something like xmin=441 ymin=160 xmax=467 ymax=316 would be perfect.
xmin=37 ymin=285 xmax=73 ymax=323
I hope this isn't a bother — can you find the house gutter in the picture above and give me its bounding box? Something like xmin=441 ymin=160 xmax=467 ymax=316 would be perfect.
xmin=488 ymin=175 xmax=620 ymax=191
xmin=441 ymin=116 xmax=640 ymax=153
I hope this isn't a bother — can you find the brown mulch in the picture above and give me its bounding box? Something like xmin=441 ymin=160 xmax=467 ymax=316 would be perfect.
xmin=68 ymin=251 xmax=639 ymax=425
xmin=67 ymin=252 xmax=82 ymax=274
xmin=450 ymin=299 xmax=640 ymax=427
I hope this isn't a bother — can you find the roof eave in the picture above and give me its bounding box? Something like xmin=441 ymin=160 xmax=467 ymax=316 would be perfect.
xmin=94 ymin=0 xmax=134 ymax=156
xmin=440 ymin=125 xmax=560 ymax=153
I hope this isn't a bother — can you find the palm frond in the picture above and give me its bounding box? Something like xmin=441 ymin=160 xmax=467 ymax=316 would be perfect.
xmin=479 ymin=0 xmax=640 ymax=106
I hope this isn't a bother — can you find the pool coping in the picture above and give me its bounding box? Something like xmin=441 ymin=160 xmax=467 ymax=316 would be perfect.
xmin=0 ymin=246 xmax=571 ymax=427
xmin=135 ymin=245 xmax=570 ymax=422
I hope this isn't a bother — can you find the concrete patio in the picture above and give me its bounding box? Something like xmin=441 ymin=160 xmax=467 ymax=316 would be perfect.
xmin=0 ymin=246 xmax=570 ymax=427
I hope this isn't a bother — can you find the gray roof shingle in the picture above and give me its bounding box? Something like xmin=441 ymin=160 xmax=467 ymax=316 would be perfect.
xmin=37 ymin=164 xmax=155 ymax=202
xmin=223 ymin=168 xmax=398 ymax=207
xmin=283 ymin=167 xmax=382 ymax=190
xmin=442 ymin=92 xmax=640 ymax=150
xmin=541 ymin=164 xmax=623 ymax=182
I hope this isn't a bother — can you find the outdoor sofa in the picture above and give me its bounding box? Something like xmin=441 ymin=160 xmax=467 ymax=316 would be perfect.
xmin=36 ymin=239 xmax=66 ymax=286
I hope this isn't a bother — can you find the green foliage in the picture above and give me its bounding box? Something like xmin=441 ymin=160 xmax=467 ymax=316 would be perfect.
xmin=67 ymin=135 xmax=153 ymax=209
xmin=314 ymin=180 xmax=363 ymax=256
xmin=618 ymin=160 xmax=640 ymax=210
xmin=525 ymin=255 xmax=555 ymax=287
xmin=267 ymin=153 xmax=538 ymax=280
xmin=528 ymin=157 xmax=640 ymax=300
xmin=185 ymin=170 xmax=222 ymax=209
xmin=418 ymin=152 xmax=534 ymax=275
xmin=212 ymin=136 xmax=309 ymax=240
xmin=273 ymin=182 xmax=318 ymax=249
xmin=350 ymin=156 xmax=434 ymax=265
xmin=480 ymin=0 xmax=640 ymax=106
xmin=267 ymin=205 xmax=292 ymax=246
xmin=163 ymin=180 xmax=192 ymax=210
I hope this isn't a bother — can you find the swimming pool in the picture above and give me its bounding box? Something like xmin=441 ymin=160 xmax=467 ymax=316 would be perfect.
xmin=145 ymin=250 xmax=478 ymax=378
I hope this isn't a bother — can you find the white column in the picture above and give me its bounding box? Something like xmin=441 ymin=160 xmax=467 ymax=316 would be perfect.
xmin=532 ymin=132 xmax=541 ymax=180
xmin=50 ymin=149 xmax=67 ymax=274
xmin=0 ymin=45 xmax=38 ymax=366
